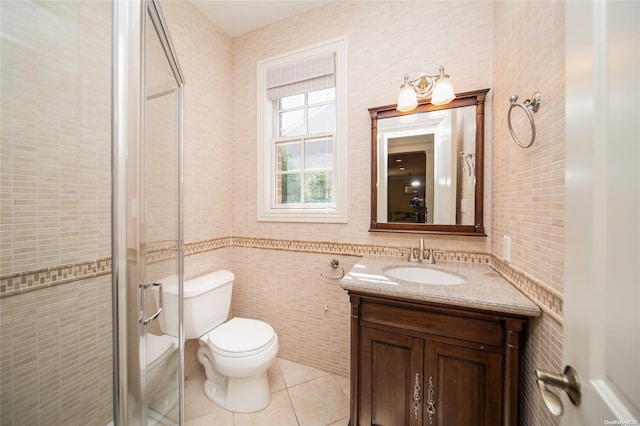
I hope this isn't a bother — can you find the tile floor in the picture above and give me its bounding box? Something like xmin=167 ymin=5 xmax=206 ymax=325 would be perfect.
xmin=185 ymin=358 xmax=350 ymax=426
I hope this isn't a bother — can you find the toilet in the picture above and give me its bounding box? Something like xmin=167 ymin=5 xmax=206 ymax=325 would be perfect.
xmin=145 ymin=332 xmax=178 ymax=412
xmin=159 ymin=270 xmax=279 ymax=413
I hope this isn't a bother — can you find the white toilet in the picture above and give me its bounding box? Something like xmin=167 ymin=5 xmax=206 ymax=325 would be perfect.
xmin=159 ymin=270 xmax=279 ymax=413
xmin=145 ymin=332 xmax=179 ymax=415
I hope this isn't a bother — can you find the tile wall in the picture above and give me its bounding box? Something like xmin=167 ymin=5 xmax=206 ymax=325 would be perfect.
xmin=227 ymin=0 xmax=494 ymax=378
xmin=0 ymin=0 xmax=232 ymax=423
xmin=0 ymin=1 xmax=113 ymax=424
xmin=227 ymin=1 xmax=566 ymax=424
xmin=492 ymin=1 xmax=565 ymax=425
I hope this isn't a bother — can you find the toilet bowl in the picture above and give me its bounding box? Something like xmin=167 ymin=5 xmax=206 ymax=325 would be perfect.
xmin=159 ymin=270 xmax=279 ymax=413
xmin=197 ymin=317 xmax=278 ymax=412
xmin=145 ymin=333 xmax=178 ymax=402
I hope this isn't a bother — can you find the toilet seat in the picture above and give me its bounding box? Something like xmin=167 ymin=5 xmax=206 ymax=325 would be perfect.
xmin=208 ymin=317 xmax=275 ymax=358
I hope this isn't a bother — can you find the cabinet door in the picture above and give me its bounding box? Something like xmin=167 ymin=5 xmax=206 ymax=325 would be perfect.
xmin=359 ymin=327 xmax=424 ymax=426
xmin=425 ymin=341 xmax=503 ymax=426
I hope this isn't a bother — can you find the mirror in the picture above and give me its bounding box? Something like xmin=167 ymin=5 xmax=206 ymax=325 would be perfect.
xmin=369 ymin=89 xmax=489 ymax=235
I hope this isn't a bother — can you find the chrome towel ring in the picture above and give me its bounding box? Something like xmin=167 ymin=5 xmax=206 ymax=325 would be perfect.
xmin=320 ymin=258 xmax=345 ymax=280
xmin=508 ymin=92 xmax=541 ymax=148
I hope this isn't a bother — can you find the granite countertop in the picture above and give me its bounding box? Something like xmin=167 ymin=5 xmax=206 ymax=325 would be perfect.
xmin=340 ymin=256 xmax=541 ymax=318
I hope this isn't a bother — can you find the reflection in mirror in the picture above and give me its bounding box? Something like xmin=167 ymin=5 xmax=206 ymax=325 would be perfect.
xmin=369 ymin=89 xmax=489 ymax=235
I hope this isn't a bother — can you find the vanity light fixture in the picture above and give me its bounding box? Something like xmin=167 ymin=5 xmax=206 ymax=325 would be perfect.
xmin=396 ymin=65 xmax=456 ymax=112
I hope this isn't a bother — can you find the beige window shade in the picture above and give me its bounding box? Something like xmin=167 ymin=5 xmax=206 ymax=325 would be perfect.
xmin=266 ymin=52 xmax=335 ymax=100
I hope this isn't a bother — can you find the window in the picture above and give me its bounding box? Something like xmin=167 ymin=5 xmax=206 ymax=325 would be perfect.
xmin=257 ymin=37 xmax=347 ymax=222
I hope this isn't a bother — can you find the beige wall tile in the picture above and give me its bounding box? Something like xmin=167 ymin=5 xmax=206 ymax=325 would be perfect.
xmin=230 ymin=0 xmax=493 ymax=253
xmin=492 ymin=1 xmax=565 ymax=424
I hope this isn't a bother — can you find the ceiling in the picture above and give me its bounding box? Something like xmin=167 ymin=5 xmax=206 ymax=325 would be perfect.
xmin=191 ymin=1 xmax=331 ymax=38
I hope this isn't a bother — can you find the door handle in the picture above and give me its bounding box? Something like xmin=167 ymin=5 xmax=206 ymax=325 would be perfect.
xmin=535 ymin=365 xmax=581 ymax=416
xmin=140 ymin=281 xmax=162 ymax=326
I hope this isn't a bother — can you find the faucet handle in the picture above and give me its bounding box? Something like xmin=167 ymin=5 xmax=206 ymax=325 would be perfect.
xmin=399 ymin=247 xmax=415 ymax=262
xmin=407 ymin=248 xmax=421 ymax=263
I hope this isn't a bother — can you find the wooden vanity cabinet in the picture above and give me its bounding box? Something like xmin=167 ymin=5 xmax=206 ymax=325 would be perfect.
xmin=348 ymin=293 xmax=528 ymax=426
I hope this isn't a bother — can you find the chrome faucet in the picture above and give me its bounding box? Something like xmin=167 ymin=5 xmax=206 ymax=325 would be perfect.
xmin=407 ymin=239 xmax=445 ymax=264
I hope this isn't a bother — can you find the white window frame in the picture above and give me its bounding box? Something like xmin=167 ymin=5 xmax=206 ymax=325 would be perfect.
xmin=257 ymin=36 xmax=348 ymax=223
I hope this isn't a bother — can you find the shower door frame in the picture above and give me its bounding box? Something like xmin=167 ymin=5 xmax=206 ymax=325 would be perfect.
xmin=112 ymin=0 xmax=185 ymax=424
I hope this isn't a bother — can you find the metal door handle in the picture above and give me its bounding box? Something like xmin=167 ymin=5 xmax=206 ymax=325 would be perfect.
xmin=426 ymin=376 xmax=435 ymax=424
xmin=140 ymin=281 xmax=162 ymax=326
xmin=412 ymin=373 xmax=420 ymax=419
xmin=535 ymin=365 xmax=581 ymax=417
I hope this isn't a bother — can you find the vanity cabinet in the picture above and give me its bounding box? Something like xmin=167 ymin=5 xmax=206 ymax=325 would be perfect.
xmin=348 ymin=293 xmax=527 ymax=426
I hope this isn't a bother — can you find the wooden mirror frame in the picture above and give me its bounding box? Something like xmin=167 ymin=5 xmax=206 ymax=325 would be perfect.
xmin=369 ymin=88 xmax=489 ymax=236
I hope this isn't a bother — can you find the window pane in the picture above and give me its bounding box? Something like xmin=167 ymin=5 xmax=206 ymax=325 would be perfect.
xmin=304 ymin=172 xmax=333 ymax=203
xmin=279 ymin=94 xmax=304 ymax=109
xmin=277 ymin=173 xmax=301 ymax=204
xmin=307 ymin=103 xmax=335 ymax=134
xmin=305 ymin=138 xmax=333 ymax=170
xmin=280 ymin=109 xmax=304 ymax=137
xmin=308 ymin=88 xmax=335 ymax=104
xmin=276 ymin=142 xmax=301 ymax=171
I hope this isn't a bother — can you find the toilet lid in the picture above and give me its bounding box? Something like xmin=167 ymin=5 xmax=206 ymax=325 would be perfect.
xmin=208 ymin=317 xmax=275 ymax=357
xmin=146 ymin=334 xmax=176 ymax=371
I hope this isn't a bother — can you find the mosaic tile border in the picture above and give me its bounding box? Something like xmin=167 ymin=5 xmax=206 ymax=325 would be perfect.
xmin=491 ymin=255 xmax=564 ymax=325
xmin=0 ymin=257 xmax=112 ymax=298
xmin=147 ymin=239 xmax=179 ymax=264
xmin=0 ymin=238 xmax=231 ymax=298
xmin=0 ymin=237 xmax=489 ymax=297
xmin=231 ymin=236 xmax=492 ymax=263
xmin=185 ymin=237 xmax=232 ymax=256
xmin=3 ymin=235 xmax=560 ymax=324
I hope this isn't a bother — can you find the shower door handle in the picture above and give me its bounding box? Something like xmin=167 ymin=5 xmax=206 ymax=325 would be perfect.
xmin=140 ymin=281 xmax=163 ymax=326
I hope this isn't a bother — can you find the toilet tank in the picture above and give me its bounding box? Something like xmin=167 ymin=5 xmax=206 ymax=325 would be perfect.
xmin=155 ymin=270 xmax=234 ymax=339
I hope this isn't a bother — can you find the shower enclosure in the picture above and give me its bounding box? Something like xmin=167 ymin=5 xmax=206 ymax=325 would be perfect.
xmin=113 ymin=0 xmax=185 ymax=424
xmin=0 ymin=0 xmax=184 ymax=424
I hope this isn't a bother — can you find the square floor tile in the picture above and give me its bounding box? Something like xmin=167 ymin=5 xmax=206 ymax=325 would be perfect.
xmin=287 ymin=375 xmax=350 ymax=426
xmin=233 ymin=389 xmax=298 ymax=426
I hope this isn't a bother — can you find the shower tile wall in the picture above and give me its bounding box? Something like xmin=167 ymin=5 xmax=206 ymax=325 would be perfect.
xmin=0 ymin=0 xmax=112 ymax=275
xmin=0 ymin=276 xmax=112 ymax=425
xmin=0 ymin=1 xmax=112 ymax=424
xmin=1 ymin=0 xmax=233 ymax=423
xmin=492 ymin=1 xmax=565 ymax=425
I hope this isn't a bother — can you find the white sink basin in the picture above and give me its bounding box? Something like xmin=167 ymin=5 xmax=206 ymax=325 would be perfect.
xmin=384 ymin=266 xmax=466 ymax=285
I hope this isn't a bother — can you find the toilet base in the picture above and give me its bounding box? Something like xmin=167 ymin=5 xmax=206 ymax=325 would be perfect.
xmin=203 ymin=371 xmax=271 ymax=413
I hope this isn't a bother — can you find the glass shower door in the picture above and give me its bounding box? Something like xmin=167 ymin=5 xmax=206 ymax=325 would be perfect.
xmin=142 ymin=0 xmax=184 ymax=423
xmin=112 ymin=0 xmax=184 ymax=424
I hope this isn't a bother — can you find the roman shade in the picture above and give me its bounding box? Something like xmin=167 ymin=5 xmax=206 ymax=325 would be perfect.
xmin=265 ymin=52 xmax=335 ymax=100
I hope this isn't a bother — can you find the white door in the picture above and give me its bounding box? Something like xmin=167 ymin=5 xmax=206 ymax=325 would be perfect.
xmin=433 ymin=114 xmax=456 ymax=224
xmin=563 ymin=1 xmax=639 ymax=425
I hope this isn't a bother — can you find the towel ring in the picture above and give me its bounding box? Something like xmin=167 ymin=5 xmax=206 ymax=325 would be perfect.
xmin=320 ymin=258 xmax=345 ymax=280
xmin=508 ymin=92 xmax=541 ymax=148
